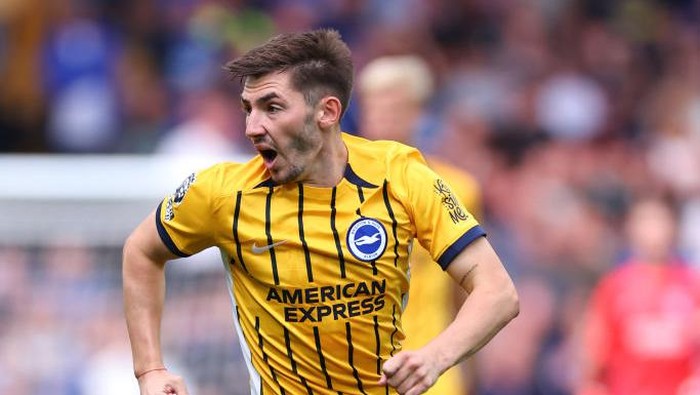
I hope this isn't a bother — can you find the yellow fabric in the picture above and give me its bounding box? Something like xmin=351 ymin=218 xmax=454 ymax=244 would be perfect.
xmin=401 ymin=157 xmax=481 ymax=395
xmin=156 ymin=133 xmax=483 ymax=394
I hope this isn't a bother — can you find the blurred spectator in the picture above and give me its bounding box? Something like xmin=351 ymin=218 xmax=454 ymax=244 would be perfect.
xmin=0 ymin=247 xmax=34 ymax=394
xmin=0 ymin=0 xmax=48 ymax=152
xmin=154 ymin=87 xmax=247 ymax=159
xmin=115 ymin=43 xmax=169 ymax=153
xmin=78 ymin=302 xmax=141 ymax=395
xmin=474 ymin=275 xmax=559 ymax=395
xmin=534 ymin=71 xmax=608 ymax=141
xmin=680 ymin=200 xmax=700 ymax=268
xmin=41 ymin=0 xmax=124 ymax=152
xmin=577 ymin=195 xmax=700 ymax=395
xmin=357 ymin=54 xmax=482 ymax=395
xmin=357 ymin=55 xmax=439 ymax=145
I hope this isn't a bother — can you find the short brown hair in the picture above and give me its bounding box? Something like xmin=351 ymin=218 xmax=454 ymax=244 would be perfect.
xmin=224 ymin=29 xmax=354 ymax=117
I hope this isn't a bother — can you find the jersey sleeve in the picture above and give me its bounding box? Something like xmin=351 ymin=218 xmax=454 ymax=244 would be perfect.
xmin=395 ymin=149 xmax=485 ymax=269
xmin=429 ymin=159 xmax=482 ymax=219
xmin=155 ymin=166 xmax=219 ymax=257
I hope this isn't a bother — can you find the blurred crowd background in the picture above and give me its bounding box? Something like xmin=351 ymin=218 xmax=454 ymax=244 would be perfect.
xmin=2 ymin=0 xmax=700 ymax=394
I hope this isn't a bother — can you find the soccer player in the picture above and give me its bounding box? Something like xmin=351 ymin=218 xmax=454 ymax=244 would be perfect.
xmin=578 ymin=196 xmax=700 ymax=395
xmin=357 ymin=54 xmax=483 ymax=395
xmin=122 ymin=29 xmax=519 ymax=395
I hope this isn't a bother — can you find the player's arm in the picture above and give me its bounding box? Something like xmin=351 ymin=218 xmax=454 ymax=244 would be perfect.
xmin=380 ymin=236 xmax=519 ymax=395
xmin=123 ymin=210 xmax=189 ymax=394
xmin=440 ymin=236 xmax=518 ymax=364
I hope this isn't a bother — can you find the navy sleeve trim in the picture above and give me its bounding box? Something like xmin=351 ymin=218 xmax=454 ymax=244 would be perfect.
xmin=155 ymin=201 xmax=190 ymax=258
xmin=436 ymin=225 xmax=487 ymax=270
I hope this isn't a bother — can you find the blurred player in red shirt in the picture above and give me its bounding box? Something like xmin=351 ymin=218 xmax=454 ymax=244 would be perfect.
xmin=579 ymin=195 xmax=700 ymax=395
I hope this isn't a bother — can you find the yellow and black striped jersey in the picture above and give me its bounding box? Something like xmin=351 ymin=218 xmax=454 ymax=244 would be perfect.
xmin=156 ymin=133 xmax=485 ymax=395
xmin=401 ymin=157 xmax=482 ymax=395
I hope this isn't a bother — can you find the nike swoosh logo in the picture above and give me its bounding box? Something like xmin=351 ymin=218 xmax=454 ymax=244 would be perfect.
xmin=251 ymin=240 xmax=287 ymax=254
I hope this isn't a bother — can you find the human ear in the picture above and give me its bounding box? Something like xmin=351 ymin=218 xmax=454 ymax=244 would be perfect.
xmin=317 ymin=96 xmax=341 ymax=128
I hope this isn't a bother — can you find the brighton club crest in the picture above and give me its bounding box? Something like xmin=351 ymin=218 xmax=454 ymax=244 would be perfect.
xmin=346 ymin=218 xmax=387 ymax=262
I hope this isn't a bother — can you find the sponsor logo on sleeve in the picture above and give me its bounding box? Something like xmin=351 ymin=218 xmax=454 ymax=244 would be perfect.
xmin=164 ymin=196 xmax=175 ymax=221
xmin=434 ymin=178 xmax=469 ymax=224
xmin=346 ymin=218 xmax=387 ymax=262
xmin=164 ymin=173 xmax=196 ymax=221
xmin=174 ymin=173 xmax=196 ymax=204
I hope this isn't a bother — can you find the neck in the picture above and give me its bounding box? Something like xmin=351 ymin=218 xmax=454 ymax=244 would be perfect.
xmin=304 ymin=129 xmax=347 ymax=187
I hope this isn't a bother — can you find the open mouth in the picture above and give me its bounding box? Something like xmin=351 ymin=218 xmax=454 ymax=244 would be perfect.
xmin=259 ymin=149 xmax=278 ymax=165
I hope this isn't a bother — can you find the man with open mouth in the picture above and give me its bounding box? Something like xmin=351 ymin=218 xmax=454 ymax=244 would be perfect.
xmin=122 ymin=28 xmax=519 ymax=395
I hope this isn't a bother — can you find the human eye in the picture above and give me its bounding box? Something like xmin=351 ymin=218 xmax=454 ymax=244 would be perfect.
xmin=240 ymin=102 xmax=251 ymax=116
xmin=267 ymin=104 xmax=283 ymax=114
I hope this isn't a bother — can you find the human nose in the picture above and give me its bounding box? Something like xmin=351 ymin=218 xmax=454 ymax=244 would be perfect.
xmin=244 ymin=110 xmax=266 ymax=139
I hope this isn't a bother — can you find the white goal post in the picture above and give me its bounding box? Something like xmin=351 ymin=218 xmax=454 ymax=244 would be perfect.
xmin=0 ymin=154 xmax=251 ymax=247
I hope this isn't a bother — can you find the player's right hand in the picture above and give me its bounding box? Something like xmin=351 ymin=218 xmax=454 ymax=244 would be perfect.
xmin=138 ymin=370 xmax=190 ymax=395
xmin=379 ymin=350 xmax=440 ymax=395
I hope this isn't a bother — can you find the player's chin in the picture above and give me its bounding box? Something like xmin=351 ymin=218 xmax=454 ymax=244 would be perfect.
xmin=269 ymin=169 xmax=294 ymax=185
xmin=273 ymin=164 xmax=304 ymax=185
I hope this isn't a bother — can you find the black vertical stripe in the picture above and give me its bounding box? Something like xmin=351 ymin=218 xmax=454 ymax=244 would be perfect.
xmin=297 ymin=184 xmax=314 ymax=282
xmin=346 ymin=322 xmax=367 ymax=395
xmin=382 ymin=181 xmax=400 ymax=267
xmin=330 ymin=187 xmax=346 ymax=278
xmin=373 ymin=315 xmax=381 ymax=375
xmin=235 ymin=306 xmax=240 ymax=321
xmin=389 ymin=305 xmax=399 ymax=356
xmin=284 ymin=327 xmax=314 ymax=395
xmin=355 ymin=186 xmax=365 ymax=217
xmin=256 ymin=317 xmax=285 ymax=395
xmin=313 ymin=326 xmax=333 ymax=389
xmin=301 ymin=377 xmax=313 ymax=395
xmin=232 ymin=191 xmax=248 ymax=273
xmin=265 ymin=186 xmax=280 ymax=285
xmin=284 ymin=327 xmax=297 ymax=373
xmin=235 ymin=307 xmax=260 ymax=395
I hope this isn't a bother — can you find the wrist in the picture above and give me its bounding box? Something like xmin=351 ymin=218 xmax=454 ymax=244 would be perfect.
xmin=135 ymin=366 xmax=167 ymax=380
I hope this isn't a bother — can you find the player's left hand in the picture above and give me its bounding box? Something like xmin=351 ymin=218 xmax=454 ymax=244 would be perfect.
xmin=378 ymin=350 xmax=440 ymax=395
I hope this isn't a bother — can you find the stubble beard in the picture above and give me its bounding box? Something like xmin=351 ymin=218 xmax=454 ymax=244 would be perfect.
xmin=273 ymin=112 xmax=320 ymax=185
